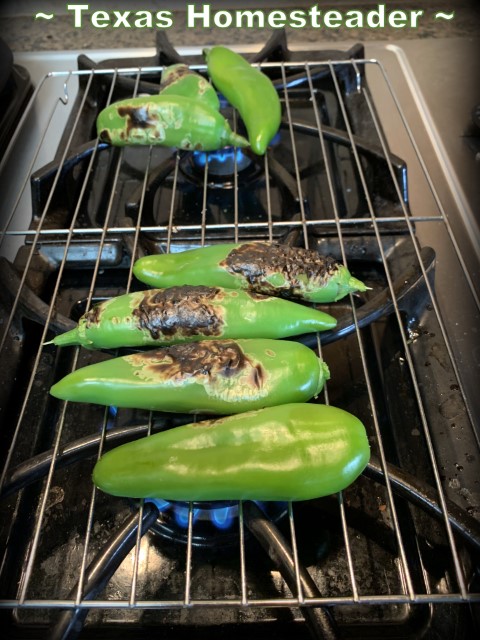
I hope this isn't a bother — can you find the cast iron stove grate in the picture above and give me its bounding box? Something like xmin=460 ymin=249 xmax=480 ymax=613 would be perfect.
xmin=0 ymin=31 xmax=479 ymax=640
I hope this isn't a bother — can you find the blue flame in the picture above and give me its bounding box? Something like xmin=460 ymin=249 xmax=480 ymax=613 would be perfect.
xmin=174 ymin=505 xmax=200 ymax=528
xmin=270 ymin=130 xmax=281 ymax=146
xmin=147 ymin=498 xmax=171 ymax=512
xmin=210 ymin=505 xmax=236 ymax=530
xmin=144 ymin=500 xmax=287 ymax=536
xmin=106 ymin=405 xmax=118 ymax=431
xmin=193 ymin=147 xmax=247 ymax=168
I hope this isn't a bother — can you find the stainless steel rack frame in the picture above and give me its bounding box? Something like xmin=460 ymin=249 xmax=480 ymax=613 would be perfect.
xmin=0 ymin=58 xmax=479 ymax=620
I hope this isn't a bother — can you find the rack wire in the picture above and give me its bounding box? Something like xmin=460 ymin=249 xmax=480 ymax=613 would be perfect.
xmin=0 ymin=58 xmax=479 ymax=628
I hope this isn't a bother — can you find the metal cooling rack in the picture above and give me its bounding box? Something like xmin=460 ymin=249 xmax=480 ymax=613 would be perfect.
xmin=0 ymin=59 xmax=479 ymax=625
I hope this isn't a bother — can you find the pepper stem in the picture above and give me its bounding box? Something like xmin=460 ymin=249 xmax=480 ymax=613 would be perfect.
xmin=45 ymin=328 xmax=81 ymax=347
xmin=227 ymin=131 xmax=250 ymax=148
xmin=349 ymin=276 xmax=370 ymax=293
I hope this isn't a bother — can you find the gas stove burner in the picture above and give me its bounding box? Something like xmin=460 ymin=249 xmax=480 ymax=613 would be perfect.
xmin=25 ymin=30 xmax=408 ymax=241
xmin=180 ymin=145 xmax=262 ymax=190
xmin=191 ymin=147 xmax=253 ymax=177
xmin=146 ymin=498 xmax=288 ymax=549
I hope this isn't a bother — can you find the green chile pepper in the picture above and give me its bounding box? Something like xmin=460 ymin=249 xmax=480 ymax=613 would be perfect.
xmin=133 ymin=242 xmax=367 ymax=303
xmin=50 ymin=339 xmax=329 ymax=415
xmin=47 ymin=285 xmax=336 ymax=350
xmin=159 ymin=64 xmax=220 ymax=112
xmin=204 ymin=46 xmax=282 ymax=156
xmin=92 ymin=402 xmax=370 ymax=502
xmin=96 ymin=94 xmax=248 ymax=151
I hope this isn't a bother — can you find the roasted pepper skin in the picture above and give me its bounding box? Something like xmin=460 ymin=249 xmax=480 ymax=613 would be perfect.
xmin=96 ymin=94 xmax=248 ymax=151
xmin=50 ymin=339 xmax=330 ymax=415
xmin=92 ymin=403 xmax=370 ymax=502
xmin=204 ymin=46 xmax=281 ymax=156
xmin=159 ymin=64 xmax=220 ymax=112
xmin=48 ymin=286 xmax=336 ymax=350
xmin=133 ymin=242 xmax=367 ymax=303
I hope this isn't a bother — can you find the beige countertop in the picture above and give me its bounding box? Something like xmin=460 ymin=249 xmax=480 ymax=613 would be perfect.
xmin=1 ymin=2 xmax=479 ymax=53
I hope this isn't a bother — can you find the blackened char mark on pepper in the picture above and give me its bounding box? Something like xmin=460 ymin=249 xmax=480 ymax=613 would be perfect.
xmin=128 ymin=340 xmax=265 ymax=388
xmin=159 ymin=65 xmax=191 ymax=91
xmin=117 ymin=105 xmax=154 ymax=129
xmin=159 ymin=66 xmax=213 ymax=100
xmin=222 ymin=242 xmax=339 ymax=298
xmin=132 ymin=285 xmax=225 ymax=339
xmin=99 ymin=129 xmax=111 ymax=143
xmin=109 ymin=104 xmax=160 ymax=142
xmin=84 ymin=302 xmax=104 ymax=328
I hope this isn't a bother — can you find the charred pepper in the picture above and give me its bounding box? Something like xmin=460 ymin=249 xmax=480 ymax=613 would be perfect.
xmin=47 ymin=285 xmax=336 ymax=350
xmin=133 ymin=242 xmax=367 ymax=303
xmin=159 ymin=64 xmax=220 ymax=112
xmin=96 ymin=94 xmax=248 ymax=151
xmin=204 ymin=46 xmax=282 ymax=155
xmin=92 ymin=402 xmax=370 ymax=502
xmin=50 ymin=339 xmax=330 ymax=415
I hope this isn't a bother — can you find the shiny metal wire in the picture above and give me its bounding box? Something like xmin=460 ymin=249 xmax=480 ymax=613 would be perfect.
xmin=0 ymin=58 xmax=479 ymax=614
